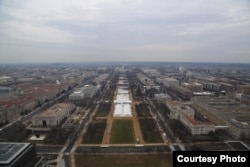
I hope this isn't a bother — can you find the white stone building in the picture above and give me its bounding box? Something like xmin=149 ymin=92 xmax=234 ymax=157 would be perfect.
xmin=154 ymin=93 xmax=171 ymax=103
xmin=69 ymin=91 xmax=84 ymax=101
xmin=32 ymin=103 xmax=75 ymax=127
xmin=69 ymin=85 xmax=98 ymax=101
xmin=161 ymin=78 xmax=179 ymax=87
xmin=180 ymin=114 xmax=215 ymax=135
xmin=166 ymin=100 xmax=195 ymax=120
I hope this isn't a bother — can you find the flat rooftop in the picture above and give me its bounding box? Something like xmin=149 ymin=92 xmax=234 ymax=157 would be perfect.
xmin=195 ymin=96 xmax=250 ymax=125
xmin=226 ymin=141 xmax=250 ymax=151
xmin=0 ymin=143 xmax=31 ymax=164
xmin=183 ymin=114 xmax=213 ymax=125
xmin=166 ymin=100 xmax=182 ymax=106
xmin=155 ymin=93 xmax=171 ymax=98
xmin=38 ymin=103 xmax=72 ymax=117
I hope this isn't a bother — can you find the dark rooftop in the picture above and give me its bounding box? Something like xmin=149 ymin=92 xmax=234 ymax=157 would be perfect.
xmin=226 ymin=141 xmax=250 ymax=151
xmin=0 ymin=143 xmax=30 ymax=164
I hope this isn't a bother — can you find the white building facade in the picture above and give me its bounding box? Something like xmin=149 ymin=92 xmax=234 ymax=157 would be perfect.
xmin=166 ymin=101 xmax=195 ymax=120
xmin=180 ymin=114 xmax=215 ymax=135
xmin=32 ymin=103 xmax=75 ymax=127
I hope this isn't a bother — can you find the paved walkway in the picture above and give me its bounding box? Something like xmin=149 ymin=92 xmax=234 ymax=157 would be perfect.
xmin=102 ymin=105 xmax=114 ymax=144
xmin=132 ymin=100 xmax=145 ymax=144
xmin=75 ymin=105 xmax=99 ymax=145
xmin=102 ymin=89 xmax=116 ymax=144
xmin=147 ymin=103 xmax=170 ymax=144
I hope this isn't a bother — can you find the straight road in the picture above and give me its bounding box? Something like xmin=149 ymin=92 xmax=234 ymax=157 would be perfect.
xmin=147 ymin=99 xmax=176 ymax=143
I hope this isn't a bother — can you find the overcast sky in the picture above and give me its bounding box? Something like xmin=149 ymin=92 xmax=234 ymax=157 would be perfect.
xmin=0 ymin=0 xmax=250 ymax=63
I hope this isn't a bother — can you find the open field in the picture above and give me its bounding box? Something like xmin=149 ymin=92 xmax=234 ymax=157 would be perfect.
xmin=110 ymin=119 xmax=135 ymax=144
xmin=95 ymin=102 xmax=111 ymax=117
xmin=82 ymin=119 xmax=107 ymax=144
xmin=139 ymin=118 xmax=163 ymax=143
xmin=75 ymin=153 xmax=172 ymax=167
xmin=135 ymin=103 xmax=151 ymax=117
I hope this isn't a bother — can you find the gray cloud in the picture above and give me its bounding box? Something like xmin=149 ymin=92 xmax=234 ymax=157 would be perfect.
xmin=0 ymin=0 xmax=250 ymax=63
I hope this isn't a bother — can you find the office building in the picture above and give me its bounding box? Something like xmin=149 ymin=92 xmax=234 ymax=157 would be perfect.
xmin=32 ymin=103 xmax=75 ymax=127
xmin=0 ymin=143 xmax=37 ymax=167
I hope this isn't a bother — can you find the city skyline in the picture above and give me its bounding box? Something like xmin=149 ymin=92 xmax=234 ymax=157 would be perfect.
xmin=0 ymin=0 xmax=250 ymax=63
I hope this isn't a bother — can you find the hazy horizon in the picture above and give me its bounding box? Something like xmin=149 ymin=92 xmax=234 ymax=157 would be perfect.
xmin=0 ymin=0 xmax=250 ymax=64
xmin=1 ymin=61 xmax=250 ymax=66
